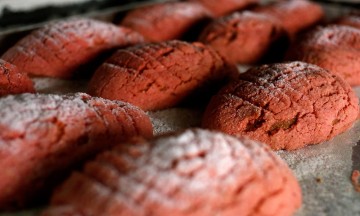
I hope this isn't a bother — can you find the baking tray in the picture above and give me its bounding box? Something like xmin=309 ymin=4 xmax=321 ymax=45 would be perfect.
xmin=0 ymin=1 xmax=359 ymax=215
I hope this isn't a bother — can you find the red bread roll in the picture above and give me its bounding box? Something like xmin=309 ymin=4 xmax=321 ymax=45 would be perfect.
xmin=0 ymin=59 xmax=34 ymax=96
xmin=202 ymin=62 xmax=359 ymax=150
xmin=286 ymin=25 xmax=360 ymax=86
xmin=334 ymin=14 xmax=360 ymax=29
xmin=88 ymin=40 xmax=237 ymax=111
xmin=199 ymin=11 xmax=288 ymax=64
xmin=189 ymin=0 xmax=258 ymax=17
xmin=2 ymin=18 xmax=144 ymax=78
xmin=121 ymin=2 xmax=212 ymax=42
xmin=254 ymin=0 xmax=324 ymax=38
xmin=0 ymin=93 xmax=153 ymax=210
xmin=43 ymin=129 xmax=301 ymax=216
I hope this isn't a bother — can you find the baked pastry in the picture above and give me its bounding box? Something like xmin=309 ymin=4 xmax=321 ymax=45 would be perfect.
xmin=43 ymin=129 xmax=302 ymax=216
xmin=88 ymin=40 xmax=237 ymax=111
xmin=254 ymin=0 xmax=324 ymax=38
xmin=334 ymin=14 xmax=360 ymax=29
xmin=0 ymin=93 xmax=153 ymax=210
xmin=121 ymin=2 xmax=212 ymax=42
xmin=2 ymin=18 xmax=144 ymax=78
xmin=189 ymin=0 xmax=258 ymax=17
xmin=202 ymin=62 xmax=359 ymax=150
xmin=0 ymin=59 xmax=34 ymax=97
xmin=198 ymin=11 xmax=288 ymax=64
xmin=286 ymin=25 xmax=360 ymax=86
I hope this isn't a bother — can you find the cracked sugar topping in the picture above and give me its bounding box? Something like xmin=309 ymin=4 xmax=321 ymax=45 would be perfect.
xmin=0 ymin=93 xmax=153 ymax=209
xmin=2 ymin=18 xmax=144 ymax=78
xmin=44 ymin=129 xmax=301 ymax=216
xmin=286 ymin=25 xmax=360 ymax=86
xmin=88 ymin=40 xmax=236 ymax=111
xmin=203 ymin=61 xmax=359 ymax=150
xmin=0 ymin=59 xmax=34 ymax=96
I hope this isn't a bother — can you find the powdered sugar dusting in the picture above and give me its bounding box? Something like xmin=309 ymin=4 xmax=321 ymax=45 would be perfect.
xmin=33 ymin=77 xmax=88 ymax=94
xmin=148 ymin=108 xmax=203 ymax=135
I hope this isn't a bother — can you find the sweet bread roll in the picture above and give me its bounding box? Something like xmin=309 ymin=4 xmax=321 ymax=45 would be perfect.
xmin=88 ymin=40 xmax=237 ymax=111
xmin=190 ymin=0 xmax=258 ymax=17
xmin=199 ymin=11 xmax=288 ymax=64
xmin=202 ymin=62 xmax=359 ymax=150
xmin=43 ymin=129 xmax=302 ymax=216
xmin=0 ymin=93 xmax=152 ymax=209
xmin=286 ymin=25 xmax=360 ymax=86
xmin=0 ymin=59 xmax=34 ymax=97
xmin=2 ymin=18 xmax=144 ymax=78
xmin=121 ymin=2 xmax=212 ymax=42
xmin=255 ymin=0 xmax=324 ymax=38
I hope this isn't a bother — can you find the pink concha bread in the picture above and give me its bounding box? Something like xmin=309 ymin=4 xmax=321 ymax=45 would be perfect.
xmin=202 ymin=62 xmax=359 ymax=150
xmin=121 ymin=1 xmax=212 ymax=42
xmin=88 ymin=40 xmax=237 ymax=111
xmin=334 ymin=14 xmax=360 ymax=29
xmin=286 ymin=25 xmax=360 ymax=86
xmin=0 ymin=93 xmax=153 ymax=210
xmin=189 ymin=0 xmax=258 ymax=17
xmin=0 ymin=59 xmax=34 ymax=97
xmin=199 ymin=11 xmax=288 ymax=65
xmin=254 ymin=0 xmax=324 ymax=38
xmin=43 ymin=129 xmax=302 ymax=216
xmin=1 ymin=18 xmax=144 ymax=78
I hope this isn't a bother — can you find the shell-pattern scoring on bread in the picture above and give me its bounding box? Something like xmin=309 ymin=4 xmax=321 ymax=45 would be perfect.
xmin=43 ymin=129 xmax=302 ymax=216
